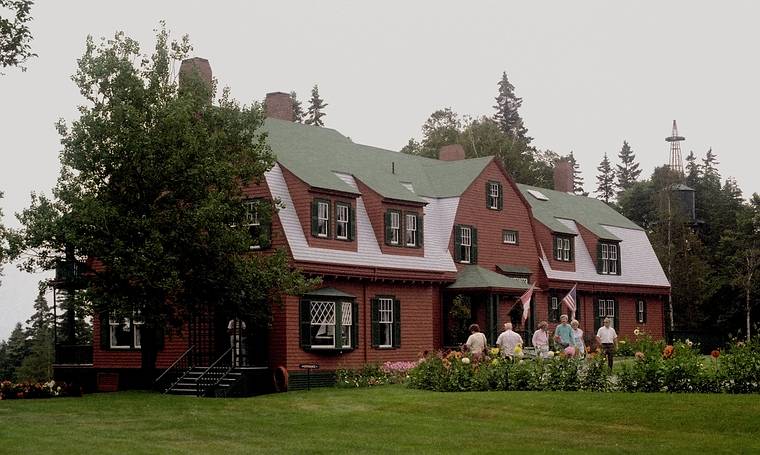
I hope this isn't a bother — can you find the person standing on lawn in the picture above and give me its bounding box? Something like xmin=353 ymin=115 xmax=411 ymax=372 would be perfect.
xmin=596 ymin=317 xmax=618 ymax=369
xmin=495 ymin=322 xmax=523 ymax=358
xmin=554 ymin=314 xmax=574 ymax=351
xmin=571 ymin=319 xmax=585 ymax=357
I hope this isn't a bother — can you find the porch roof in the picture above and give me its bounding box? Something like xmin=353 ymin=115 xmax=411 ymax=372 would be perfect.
xmin=303 ymin=287 xmax=356 ymax=299
xmin=497 ymin=264 xmax=532 ymax=275
xmin=447 ymin=265 xmax=532 ymax=291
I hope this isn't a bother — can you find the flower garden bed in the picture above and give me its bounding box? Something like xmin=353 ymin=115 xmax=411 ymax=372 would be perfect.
xmin=0 ymin=380 xmax=82 ymax=400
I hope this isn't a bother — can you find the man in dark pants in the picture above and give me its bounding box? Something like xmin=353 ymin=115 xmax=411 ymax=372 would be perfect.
xmin=595 ymin=317 xmax=618 ymax=369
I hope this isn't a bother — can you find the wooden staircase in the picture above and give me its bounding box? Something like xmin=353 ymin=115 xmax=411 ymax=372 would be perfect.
xmin=164 ymin=366 xmax=244 ymax=396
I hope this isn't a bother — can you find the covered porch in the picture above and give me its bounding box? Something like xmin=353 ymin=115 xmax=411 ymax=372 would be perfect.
xmin=442 ymin=265 xmax=534 ymax=348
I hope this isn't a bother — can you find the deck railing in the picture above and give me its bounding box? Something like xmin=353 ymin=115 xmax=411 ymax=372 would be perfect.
xmin=196 ymin=347 xmax=232 ymax=397
xmin=154 ymin=345 xmax=195 ymax=393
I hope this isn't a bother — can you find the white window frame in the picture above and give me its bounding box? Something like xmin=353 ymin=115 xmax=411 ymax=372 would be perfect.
xmin=317 ymin=201 xmax=330 ymax=238
xmin=109 ymin=311 xmax=142 ymax=349
xmin=556 ymin=236 xmax=571 ymax=261
xmin=336 ymin=203 xmax=349 ymax=240
xmin=310 ymin=300 xmax=336 ymax=349
xmin=405 ymin=213 xmax=417 ymax=247
xmin=551 ymin=296 xmax=559 ymax=321
xmin=489 ymin=182 xmax=500 ymax=209
xmin=244 ymin=199 xmax=262 ymax=250
xmin=503 ymin=230 xmax=517 ymax=245
xmin=390 ymin=211 xmax=400 ymax=245
xmin=340 ymin=302 xmax=352 ymax=349
xmin=378 ymin=298 xmax=394 ymax=348
xmin=598 ymin=299 xmax=616 ymax=326
xmin=601 ymin=243 xmax=618 ymax=275
xmin=460 ymin=226 xmax=472 ymax=263
xmin=601 ymin=243 xmax=609 ymax=273
xmin=637 ymin=300 xmax=645 ymax=323
xmin=609 ymin=244 xmax=618 ymax=274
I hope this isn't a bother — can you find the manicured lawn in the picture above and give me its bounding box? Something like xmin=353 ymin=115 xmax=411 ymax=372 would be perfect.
xmin=1 ymin=386 xmax=759 ymax=454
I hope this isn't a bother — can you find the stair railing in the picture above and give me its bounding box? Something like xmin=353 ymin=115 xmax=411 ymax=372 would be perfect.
xmin=154 ymin=345 xmax=195 ymax=393
xmin=196 ymin=347 xmax=233 ymax=397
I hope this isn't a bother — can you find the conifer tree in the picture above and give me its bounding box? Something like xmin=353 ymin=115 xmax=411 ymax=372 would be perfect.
xmin=492 ymin=71 xmax=530 ymax=142
xmin=596 ymin=152 xmax=615 ymax=203
xmin=702 ymin=148 xmax=721 ymax=185
xmin=290 ymin=91 xmax=304 ymax=123
xmin=16 ymin=288 xmax=54 ymax=381
xmin=305 ymin=84 xmax=327 ymax=127
xmin=615 ymin=140 xmax=641 ymax=192
xmin=685 ymin=150 xmax=699 ymax=187
xmin=567 ymin=151 xmax=587 ymax=196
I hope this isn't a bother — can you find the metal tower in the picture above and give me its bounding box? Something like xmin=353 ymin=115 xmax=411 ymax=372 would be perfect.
xmin=665 ymin=120 xmax=685 ymax=174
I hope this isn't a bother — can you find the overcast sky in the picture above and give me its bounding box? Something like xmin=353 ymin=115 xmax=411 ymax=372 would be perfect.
xmin=1 ymin=1 xmax=758 ymax=339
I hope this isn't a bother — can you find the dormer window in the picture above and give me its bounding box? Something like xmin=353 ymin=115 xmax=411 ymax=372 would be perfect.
xmin=385 ymin=210 xmax=401 ymax=245
xmin=336 ymin=203 xmax=349 ymax=240
xmin=405 ymin=213 xmax=417 ymax=247
xmin=487 ymin=181 xmax=503 ymax=210
xmin=454 ymin=225 xmax=477 ymax=264
xmin=598 ymin=241 xmax=621 ymax=275
xmin=311 ymin=199 xmax=331 ymax=238
xmin=244 ymin=198 xmax=271 ymax=249
xmin=554 ymin=235 xmax=573 ymax=262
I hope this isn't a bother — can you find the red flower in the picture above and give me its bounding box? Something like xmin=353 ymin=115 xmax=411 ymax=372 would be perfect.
xmin=663 ymin=345 xmax=675 ymax=359
xmin=711 ymin=350 xmax=720 ymax=359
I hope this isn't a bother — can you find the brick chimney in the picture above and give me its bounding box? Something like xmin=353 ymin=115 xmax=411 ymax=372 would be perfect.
xmin=265 ymin=92 xmax=294 ymax=122
xmin=179 ymin=57 xmax=213 ymax=99
xmin=554 ymin=159 xmax=574 ymax=193
xmin=438 ymin=144 xmax=466 ymax=161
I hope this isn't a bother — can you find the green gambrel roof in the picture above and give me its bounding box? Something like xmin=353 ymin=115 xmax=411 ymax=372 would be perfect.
xmin=263 ymin=118 xmax=492 ymax=202
xmin=448 ymin=265 xmax=532 ymax=291
xmin=517 ymin=184 xmax=642 ymax=240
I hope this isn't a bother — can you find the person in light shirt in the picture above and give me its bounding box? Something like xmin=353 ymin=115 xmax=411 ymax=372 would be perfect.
xmin=571 ymin=319 xmax=585 ymax=358
xmin=495 ymin=322 xmax=523 ymax=358
xmin=595 ymin=317 xmax=618 ymax=369
xmin=464 ymin=323 xmax=488 ymax=360
xmin=531 ymin=320 xmax=550 ymax=358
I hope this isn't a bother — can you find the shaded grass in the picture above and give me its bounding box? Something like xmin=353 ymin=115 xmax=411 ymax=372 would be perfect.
xmin=1 ymin=386 xmax=759 ymax=454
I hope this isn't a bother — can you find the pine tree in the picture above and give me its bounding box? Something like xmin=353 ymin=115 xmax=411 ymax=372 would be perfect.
xmin=16 ymin=289 xmax=54 ymax=381
xmin=615 ymin=140 xmax=641 ymax=192
xmin=596 ymin=153 xmax=615 ymax=203
xmin=492 ymin=72 xmax=530 ymax=142
xmin=567 ymin=151 xmax=587 ymax=196
xmin=685 ymin=150 xmax=699 ymax=187
xmin=702 ymin=148 xmax=721 ymax=185
xmin=305 ymin=84 xmax=327 ymax=127
xmin=290 ymin=91 xmax=304 ymax=123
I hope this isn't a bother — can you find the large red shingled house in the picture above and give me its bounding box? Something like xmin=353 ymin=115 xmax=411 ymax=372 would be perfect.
xmin=56 ymin=59 xmax=670 ymax=394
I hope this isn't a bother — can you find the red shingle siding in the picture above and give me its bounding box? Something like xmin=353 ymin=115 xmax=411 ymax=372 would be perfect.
xmin=92 ymin=318 xmax=190 ymax=369
xmin=451 ymin=161 xmax=539 ymax=275
xmin=280 ymin=164 xmax=358 ymax=252
xmin=534 ymin=223 xmax=576 ymax=272
xmin=355 ymin=179 xmax=425 ymax=257
xmin=273 ymin=280 xmax=438 ymax=372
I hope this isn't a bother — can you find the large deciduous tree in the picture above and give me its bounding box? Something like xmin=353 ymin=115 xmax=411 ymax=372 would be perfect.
xmin=9 ymin=26 xmax=316 ymax=373
xmin=304 ymin=84 xmax=327 ymax=126
xmin=0 ymin=0 xmax=35 ymax=72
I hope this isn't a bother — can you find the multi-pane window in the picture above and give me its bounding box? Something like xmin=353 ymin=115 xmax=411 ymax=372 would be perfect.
xmin=301 ymin=298 xmax=357 ymax=350
xmin=503 ymin=230 xmax=518 ymax=245
xmin=460 ymin=226 xmax=472 ymax=263
xmin=549 ymin=296 xmax=560 ymax=322
xmin=108 ymin=312 xmax=142 ymax=349
xmin=336 ymin=203 xmax=349 ymax=240
xmin=599 ymin=242 xmax=620 ymax=274
xmin=597 ymin=299 xmax=617 ymax=329
xmin=637 ymin=299 xmax=647 ymax=323
xmin=389 ymin=211 xmax=400 ymax=245
xmin=555 ymin=236 xmax=572 ymax=261
xmin=405 ymin=213 xmax=417 ymax=247
xmin=244 ymin=199 xmax=262 ymax=249
xmin=378 ymin=298 xmax=393 ymax=347
xmin=488 ymin=182 xmax=501 ymax=209
xmin=317 ymin=201 xmax=330 ymax=237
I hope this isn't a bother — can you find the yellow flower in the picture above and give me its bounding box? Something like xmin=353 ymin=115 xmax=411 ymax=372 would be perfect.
xmin=633 ymin=328 xmax=641 ymax=336
xmin=490 ymin=347 xmax=501 ymax=356
xmin=619 ymin=340 xmax=626 ymax=345
xmin=514 ymin=345 xmax=523 ymax=354
xmin=491 ymin=359 xmax=499 ymax=366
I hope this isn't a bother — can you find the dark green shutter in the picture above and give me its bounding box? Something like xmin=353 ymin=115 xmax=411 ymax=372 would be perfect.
xmin=348 ymin=205 xmax=355 ymax=241
xmin=261 ymin=217 xmax=272 ymax=249
xmin=454 ymin=225 xmax=462 ymax=261
xmin=595 ymin=300 xmax=603 ymax=332
xmin=515 ymin=231 xmax=520 ymax=245
xmin=325 ymin=201 xmax=331 ymax=238
xmin=416 ymin=214 xmax=424 ymax=248
xmin=384 ymin=211 xmax=392 ymax=245
xmin=497 ymin=183 xmax=503 ymax=210
xmin=299 ymin=300 xmax=311 ymax=349
xmin=569 ymin=238 xmax=574 ymax=262
xmin=614 ymin=300 xmax=620 ymax=331
xmin=616 ymin=244 xmax=622 ymax=275
xmin=310 ymin=200 xmax=319 ymax=236
xmin=596 ymin=242 xmax=603 ymax=273
xmin=351 ymin=301 xmax=359 ymax=349
xmin=370 ymin=298 xmax=380 ymax=347
xmin=100 ymin=311 xmax=110 ymax=350
xmin=471 ymin=227 xmax=478 ymax=264
xmin=393 ymin=299 xmax=401 ymax=348
xmin=485 ymin=181 xmax=491 ymax=207
xmin=154 ymin=324 xmax=165 ymax=351
xmin=553 ymin=236 xmax=558 ymax=260
xmin=642 ymin=300 xmax=647 ymax=323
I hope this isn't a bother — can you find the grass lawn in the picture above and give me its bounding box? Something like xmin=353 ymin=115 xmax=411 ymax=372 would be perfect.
xmin=1 ymin=386 xmax=759 ymax=454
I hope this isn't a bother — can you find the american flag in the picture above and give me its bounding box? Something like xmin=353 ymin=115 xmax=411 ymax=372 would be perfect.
xmin=520 ymin=283 xmax=536 ymax=323
xmin=561 ymin=284 xmax=577 ymax=320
